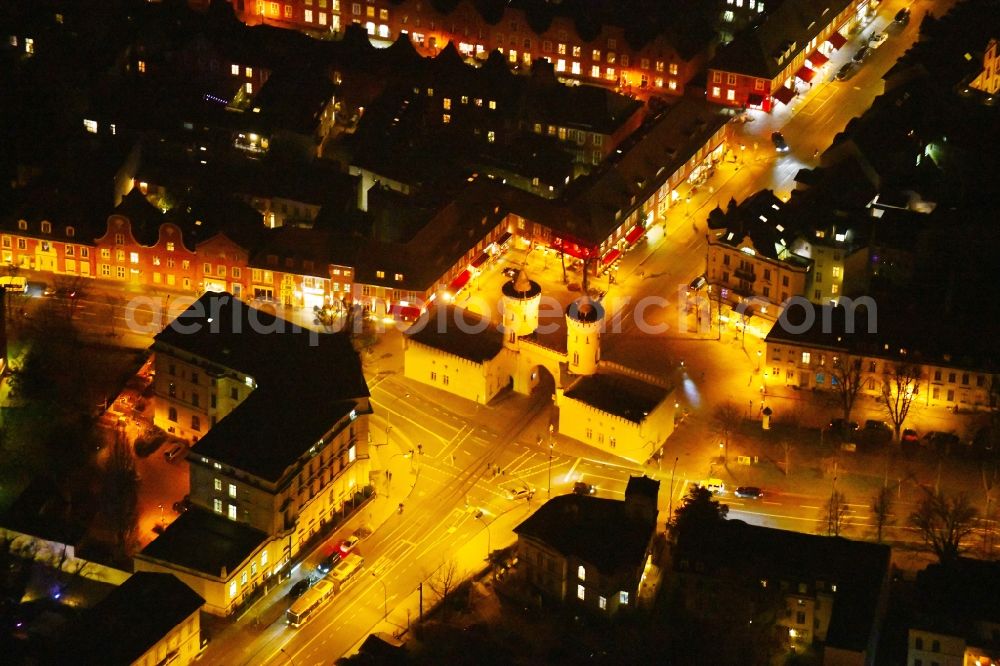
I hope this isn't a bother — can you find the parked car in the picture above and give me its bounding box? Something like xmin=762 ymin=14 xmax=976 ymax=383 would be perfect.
xmin=338 ymin=535 xmax=360 ymax=554
xmin=835 ymin=63 xmax=855 ymax=81
xmin=864 ymin=419 xmax=891 ymax=433
xmin=734 ymin=486 xmax=764 ymax=499
xmin=289 ymin=579 xmax=311 ymax=599
xmin=317 ymin=551 xmax=342 ymax=574
xmin=172 ymin=495 xmax=190 ymax=513
xmin=508 ymin=487 xmax=535 ymax=501
xmin=923 ymin=431 xmax=961 ymax=454
xmin=853 ymin=45 xmax=871 ymax=63
xmin=573 ymin=481 xmax=596 ymax=495
xmin=501 ymin=266 xmax=519 ymax=279
xmin=894 ymin=7 xmax=911 ymax=24
xmin=771 ymin=131 xmax=790 ymax=153
xmin=699 ymin=479 xmax=726 ymax=495
xmin=688 ymin=274 xmax=707 ymax=291
xmin=901 ymin=429 xmax=919 ymax=444
xmin=827 ymin=418 xmax=859 ymax=437
xmin=869 ymin=32 xmax=889 ymax=48
xmin=164 ymin=444 xmax=185 ymax=462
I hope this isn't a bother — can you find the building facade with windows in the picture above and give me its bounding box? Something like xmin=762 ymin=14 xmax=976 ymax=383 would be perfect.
xmin=0 ymin=217 xmax=94 ymax=277
xmin=230 ymin=0 xmax=709 ymax=98
xmin=706 ymin=0 xmax=868 ymax=112
xmin=513 ymin=476 xmax=659 ymax=616
xmin=764 ymin=301 xmax=999 ymax=411
xmin=140 ymin=293 xmax=374 ymax=614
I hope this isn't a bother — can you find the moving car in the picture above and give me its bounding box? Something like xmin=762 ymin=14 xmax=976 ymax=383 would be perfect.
xmin=734 ymin=486 xmax=763 ymax=499
xmin=573 ymin=481 xmax=596 ymax=495
xmin=688 ymin=274 xmax=707 ymax=291
xmin=507 ymin=487 xmax=535 ymax=501
xmin=699 ymin=479 xmax=726 ymax=495
xmin=338 ymin=535 xmax=360 ymax=554
xmin=894 ymin=7 xmax=911 ymax=24
xmin=771 ymin=132 xmax=790 ymax=153
xmin=869 ymin=32 xmax=888 ymax=49
xmin=835 ymin=63 xmax=855 ymax=81
xmin=853 ymin=45 xmax=871 ymax=63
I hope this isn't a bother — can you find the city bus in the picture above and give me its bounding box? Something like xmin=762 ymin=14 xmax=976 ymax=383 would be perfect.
xmin=285 ymin=578 xmax=335 ymax=628
xmin=328 ymin=553 xmax=364 ymax=593
xmin=0 ymin=276 xmax=27 ymax=293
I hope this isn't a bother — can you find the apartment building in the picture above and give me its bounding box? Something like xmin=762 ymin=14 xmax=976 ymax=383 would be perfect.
xmin=139 ymin=292 xmax=373 ymax=614
xmin=764 ymin=301 xmax=998 ymax=411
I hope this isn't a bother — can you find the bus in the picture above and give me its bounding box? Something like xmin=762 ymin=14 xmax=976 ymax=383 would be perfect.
xmin=286 ymin=578 xmax=335 ymax=628
xmin=0 ymin=276 xmax=27 ymax=293
xmin=329 ymin=553 xmax=364 ymax=593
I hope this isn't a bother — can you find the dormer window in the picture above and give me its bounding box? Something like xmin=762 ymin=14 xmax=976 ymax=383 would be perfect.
xmin=376 ymin=270 xmax=385 ymax=279
xmin=18 ymin=220 xmax=27 ymax=231
xmin=66 ymin=226 xmax=74 ymax=237
xmin=577 ymin=565 xmax=586 ymax=581
xmin=394 ymin=273 xmax=403 ymax=281
xmin=40 ymin=221 xmax=51 ymax=234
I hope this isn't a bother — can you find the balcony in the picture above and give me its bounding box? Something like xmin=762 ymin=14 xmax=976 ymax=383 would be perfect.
xmin=734 ymin=267 xmax=756 ymax=282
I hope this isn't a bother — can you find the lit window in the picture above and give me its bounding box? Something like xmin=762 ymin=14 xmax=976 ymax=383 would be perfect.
xmin=442 ymin=114 xmax=451 ymax=124
xmin=487 ymin=130 xmax=495 ymax=143
xmin=214 ymin=478 xmax=222 ymax=491
xmin=443 ymin=97 xmax=451 ymax=110
xmin=166 ymin=241 xmax=174 ymax=252
xmin=213 ymin=498 xmax=223 ymax=514
xmin=577 ymin=565 xmax=586 ymax=580
xmin=262 ymin=550 xmax=268 ymax=566
xmin=712 ymin=86 xmax=721 ymax=97
xmin=138 ymin=60 xmax=146 ymax=73
xmin=592 ymin=49 xmax=600 ymax=61
xmin=129 ymin=252 xmax=139 ymax=264
xmin=229 ymin=483 xmax=237 ymax=498
xmin=231 ymin=64 xmax=239 ymax=75
xmin=727 ymin=89 xmax=736 ymax=101
xmin=228 ymin=504 xmax=237 ymax=520
xmin=802 ymin=352 xmax=811 ymax=364
xmin=669 ymin=80 xmax=678 ymax=91
xmin=669 ymin=63 xmax=678 ymax=76
xmin=656 ymin=77 xmax=664 ymax=88
xmin=83 ymin=119 xmax=98 ymax=134
xmin=572 ymin=46 xmax=581 ymax=57
xmin=591 ymin=65 xmax=600 ymax=78
xmin=245 ymin=82 xmax=253 ymax=94
xmin=599 ymin=596 xmax=607 ymax=610
xmin=245 ymin=67 xmax=253 ymax=78
xmin=577 ymin=584 xmax=585 ymax=600
xmin=230 ymin=581 xmax=237 ymax=599
xmin=620 ymin=590 xmax=629 ymax=605
xmin=348 ymin=445 xmax=357 ymax=463
xmin=241 ymin=571 xmax=248 ymax=586
xmin=305 ymin=9 xmax=313 ymax=22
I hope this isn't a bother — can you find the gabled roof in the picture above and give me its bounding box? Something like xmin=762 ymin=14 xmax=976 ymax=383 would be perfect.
xmin=405 ymin=304 xmax=505 ymax=364
xmin=57 ymin=572 xmax=204 ymax=666
xmin=111 ymin=188 xmax=165 ymax=246
xmin=514 ymin=493 xmax=656 ymax=576
xmin=564 ymin=372 xmax=671 ymax=424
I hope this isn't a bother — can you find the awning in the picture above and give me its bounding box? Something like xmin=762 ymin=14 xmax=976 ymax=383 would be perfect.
xmin=392 ymin=304 xmax=422 ymax=321
xmin=496 ymin=231 xmax=513 ymax=247
xmin=625 ymin=225 xmax=645 ymax=245
xmin=602 ymin=248 xmax=621 ymax=265
xmin=470 ymin=251 xmax=490 ymax=268
xmin=827 ymin=31 xmax=848 ymax=50
xmin=773 ymin=86 xmax=796 ymax=105
xmin=795 ymin=66 xmax=816 ymax=83
xmin=449 ymin=270 xmax=471 ymax=291
xmin=807 ymin=50 xmax=829 ymax=67
xmin=747 ymin=93 xmax=764 ymax=107
xmin=552 ymin=236 xmax=595 ymax=260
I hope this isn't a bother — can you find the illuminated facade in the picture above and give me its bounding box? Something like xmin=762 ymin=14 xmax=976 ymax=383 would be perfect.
xmin=969 ymin=38 xmax=1000 ymax=95
xmin=229 ymin=0 xmax=704 ymax=98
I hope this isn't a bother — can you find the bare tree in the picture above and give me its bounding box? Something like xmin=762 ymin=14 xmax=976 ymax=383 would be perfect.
xmin=982 ymin=464 xmax=998 ymax=558
xmin=428 ymin=559 xmax=460 ymax=619
xmin=908 ymin=491 xmax=979 ymax=563
xmin=712 ymin=401 xmax=742 ymax=466
xmin=829 ymin=354 xmax=864 ymax=423
xmin=824 ymin=489 xmax=849 ymax=537
xmin=780 ymin=438 xmax=793 ymax=477
xmin=870 ymin=486 xmax=894 ymax=543
xmin=100 ymin=427 xmax=140 ymax=562
xmin=879 ymin=363 xmax=921 ymax=442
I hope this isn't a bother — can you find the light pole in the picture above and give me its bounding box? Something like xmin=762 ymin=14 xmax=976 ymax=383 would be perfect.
xmin=546 ymin=425 xmax=555 ymax=498
xmin=280 ymin=648 xmax=297 ymax=666
xmin=756 ymin=349 xmax=762 ymax=373
xmin=668 ymin=456 xmax=679 ymax=527
xmin=383 ymin=392 xmax=411 ymax=448
xmin=474 ymin=510 xmax=492 ymax=561
xmin=372 ymin=571 xmax=388 ymax=622
xmin=158 ymin=503 xmax=164 ymax=528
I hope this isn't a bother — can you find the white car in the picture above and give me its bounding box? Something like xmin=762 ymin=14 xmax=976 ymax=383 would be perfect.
xmin=869 ymin=32 xmax=888 ymax=48
xmin=507 ymin=487 xmax=535 ymax=501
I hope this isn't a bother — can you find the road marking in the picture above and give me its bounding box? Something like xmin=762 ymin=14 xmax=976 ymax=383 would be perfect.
xmin=800 ymin=505 xmax=820 ymax=509
xmin=565 ymin=457 xmax=582 ymax=481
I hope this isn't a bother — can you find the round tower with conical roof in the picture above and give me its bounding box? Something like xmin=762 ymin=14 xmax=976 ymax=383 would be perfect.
xmin=500 ymin=269 xmax=542 ymax=350
xmin=565 ymin=297 xmax=604 ymax=375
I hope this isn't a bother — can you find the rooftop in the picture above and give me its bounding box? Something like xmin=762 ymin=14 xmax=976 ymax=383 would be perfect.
xmin=679 ymin=520 xmax=891 ymax=653
xmin=405 ymin=304 xmax=505 ymax=365
xmin=563 ymin=372 xmax=671 ymax=424
xmin=137 ymin=508 xmax=268 ymax=579
xmin=57 ymin=572 xmax=204 ymax=665
xmin=514 ymin=492 xmax=656 ymax=577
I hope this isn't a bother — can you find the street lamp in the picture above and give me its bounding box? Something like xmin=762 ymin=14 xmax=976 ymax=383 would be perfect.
xmin=474 ymin=510 xmax=492 ymax=561
xmin=279 ymin=648 xmax=297 ymax=666
xmin=372 ymin=571 xmax=388 ymax=621
xmin=383 ymin=392 xmax=411 ymax=448
xmin=667 ymin=456 xmax=679 ymax=527
xmin=547 ymin=425 xmax=555 ymax=498
xmin=158 ymin=503 xmax=164 ymax=528
xmin=756 ymin=349 xmax=762 ymax=373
